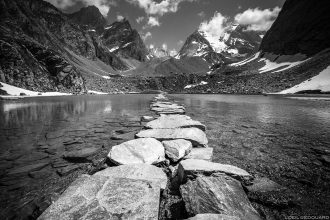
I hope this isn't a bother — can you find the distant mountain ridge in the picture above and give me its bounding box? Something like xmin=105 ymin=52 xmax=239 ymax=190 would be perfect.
xmin=177 ymin=24 xmax=263 ymax=65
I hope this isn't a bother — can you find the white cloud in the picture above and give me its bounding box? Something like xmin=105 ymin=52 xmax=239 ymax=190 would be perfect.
xmin=136 ymin=16 xmax=144 ymax=24
xmin=234 ymin=7 xmax=281 ymax=31
xmin=147 ymin=16 xmax=160 ymax=27
xmin=162 ymin=43 xmax=168 ymax=51
xmin=117 ymin=15 xmax=124 ymax=21
xmin=149 ymin=44 xmax=155 ymax=49
xmin=169 ymin=49 xmax=177 ymax=57
xmin=45 ymin=0 xmax=117 ymax=16
xmin=142 ymin=32 xmax=152 ymax=41
xmin=197 ymin=11 xmax=205 ymax=18
xmin=126 ymin=0 xmax=196 ymax=16
xmin=199 ymin=12 xmax=228 ymax=38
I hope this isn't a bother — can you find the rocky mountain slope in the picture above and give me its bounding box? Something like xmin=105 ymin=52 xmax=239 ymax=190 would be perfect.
xmin=0 ymin=0 xmax=149 ymax=94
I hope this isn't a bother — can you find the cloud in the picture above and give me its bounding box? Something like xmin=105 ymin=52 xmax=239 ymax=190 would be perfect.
xmin=45 ymin=0 xmax=117 ymax=16
xmin=197 ymin=11 xmax=205 ymax=18
xmin=126 ymin=0 xmax=196 ymax=17
xmin=149 ymin=44 xmax=155 ymax=49
xmin=117 ymin=15 xmax=124 ymax=21
xmin=177 ymin=40 xmax=184 ymax=46
xmin=234 ymin=7 xmax=281 ymax=31
xmin=147 ymin=16 xmax=160 ymax=27
xmin=136 ymin=16 xmax=144 ymax=24
xmin=169 ymin=49 xmax=177 ymax=57
xmin=142 ymin=32 xmax=152 ymax=41
xmin=162 ymin=43 xmax=168 ymax=51
xmin=199 ymin=12 xmax=228 ymax=38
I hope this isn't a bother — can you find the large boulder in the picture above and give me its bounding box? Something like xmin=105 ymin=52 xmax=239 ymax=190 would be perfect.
xmin=180 ymin=175 xmax=262 ymax=220
xmin=145 ymin=115 xmax=206 ymax=131
xmin=94 ymin=164 xmax=168 ymax=189
xmin=136 ymin=128 xmax=208 ymax=147
xmin=162 ymin=139 xmax=192 ymax=162
xmin=107 ymin=138 xmax=165 ymax=165
xmin=178 ymin=159 xmax=253 ymax=184
xmin=38 ymin=171 xmax=161 ymax=219
xmin=184 ymin=148 xmax=213 ymax=161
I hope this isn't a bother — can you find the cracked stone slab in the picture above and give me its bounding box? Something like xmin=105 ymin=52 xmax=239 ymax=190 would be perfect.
xmin=38 ymin=172 xmax=161 ymax=220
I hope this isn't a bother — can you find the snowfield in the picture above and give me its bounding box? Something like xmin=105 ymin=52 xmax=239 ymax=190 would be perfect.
xmin=259 ymin=58 xmax=306 ymax=73
xmin=0 ymin=82 xmax=71 ymax=97
xmin=88 ymin=90 xmax=108 ymax=95
xmin=184 ymin=81 xmax=208 ymax=89
xmin=229 ymin=52 xmax=260 ymax=67
xmin=278 ymin=65 xmax=330 ymax=94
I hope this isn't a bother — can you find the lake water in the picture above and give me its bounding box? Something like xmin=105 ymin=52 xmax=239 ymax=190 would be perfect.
xmin=0 ymin=94 xmax=330 ymax=218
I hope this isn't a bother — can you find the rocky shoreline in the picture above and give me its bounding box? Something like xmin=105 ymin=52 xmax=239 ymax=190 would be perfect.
xmin=34 ymin=93 xmax=291 ymax=220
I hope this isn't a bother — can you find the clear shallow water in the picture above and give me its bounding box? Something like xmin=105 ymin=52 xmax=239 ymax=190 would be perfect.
xmin=0 ymin=94 xmax=330 ymax=218
xmin=0 ymin=94 xmax=155 ymax=219
xmin=170 ymin=94 xmax=330 ymax=216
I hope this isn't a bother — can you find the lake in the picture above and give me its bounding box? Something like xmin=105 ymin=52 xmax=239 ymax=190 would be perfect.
xmin=0 ymin=94 xmax=330 ymax=219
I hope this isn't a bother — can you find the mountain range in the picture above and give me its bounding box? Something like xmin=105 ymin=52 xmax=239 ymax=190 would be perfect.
xmin=0 ymin=0 xmax=329 ymax=95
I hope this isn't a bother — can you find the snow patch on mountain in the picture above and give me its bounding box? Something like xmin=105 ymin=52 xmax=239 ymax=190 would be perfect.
xmin=230 ymin=52 xmax=260 ymax=66
xmin=184 ymin=81 xmax=208 ymax=89
xmin=259 ymin=58 xmax=306 ymax=73
xmin=0 ymin=82 xmax=70 ymax=97
xmin=278 ymin=65 xmax=330 ymax=94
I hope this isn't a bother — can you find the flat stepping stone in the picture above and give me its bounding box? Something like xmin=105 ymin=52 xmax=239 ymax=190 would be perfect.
xmin=151 ymin=107 xmax=185 ymax=115
xmin=145 ymin=115 xmax=206 ymax=131
xmin=151 ymin=103 xmax=185 ymax=109
xmin=180 ymin=176 xmax=262 ymax=220
xmin=108 ymin=138 xmax=165 ymax=165
xmin=162 ymin=139 xmax=192 ymax=162
xmin=95 ymin=164 xmax=168 ymax=189
xmin=136 ymin=128 xmax=208 ymax=147
xmin=184 ymin=148 xmax=213 ymax=161
xmin=38 ymin=172 xmax=161 ymax=220
xmin=178 ymin=159 xmax=253 ymax=184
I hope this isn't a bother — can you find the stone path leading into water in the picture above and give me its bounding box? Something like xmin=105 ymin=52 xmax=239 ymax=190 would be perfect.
xmin=39 ymin=93 xmax=266 ymax=219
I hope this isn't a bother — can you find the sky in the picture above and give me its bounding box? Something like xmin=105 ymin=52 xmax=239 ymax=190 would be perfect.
xmin=46 ymin=0 xmax=286 ymax=54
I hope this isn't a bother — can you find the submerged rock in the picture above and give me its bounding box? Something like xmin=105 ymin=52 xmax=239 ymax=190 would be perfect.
xmin=180 ymin=175 xmax=262 ymax=220
xmin=162 ymin=139 xmax=192 ymax=162
xmin=141 ymin=116 xmax=155 ymax=122
xmin=38 ymin=173 xmax=161 ymax=220
xmin=151 ymin=107 xmax=186 ymax=115
xmin=145 ymin=115 xmax=206 ymax=131
xmin=95 ymin=164 xmax=168 ymax=189
xmin=178 ymin=159 xmax=253 ymax=184
xmin=8 ymin=162 xmax=49 ymax=175
xmin=184 ymin=148 xmax=213 ymax=161
xmin=107 ymin=138 xmax=165 ymax=165
xmin=63 ymin=147 xmax=99 ymax=162
xmin=136 ymin=128 xmax=208 ymax=147
xmin=247 ymin=177 xmax=298 ymax=208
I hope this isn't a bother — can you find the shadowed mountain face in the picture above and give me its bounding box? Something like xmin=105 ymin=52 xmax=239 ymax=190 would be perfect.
xmin=102 ymin=19 xmax=148 ymax=62
xmin=68 ymin=5 xmax=106 ymax=33
xmin=0 ymin=0 xmax=148 ymax=93
xmin=260 ymin=0 xmax=330 ymax=57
